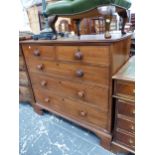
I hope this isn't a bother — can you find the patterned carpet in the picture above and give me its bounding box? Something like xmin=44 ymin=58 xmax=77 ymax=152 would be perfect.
xmin=19 ymin=103 xmax=114 ymax=155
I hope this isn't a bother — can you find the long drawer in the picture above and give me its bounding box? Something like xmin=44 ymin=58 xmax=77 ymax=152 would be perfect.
xmin=56 ymin=46 xmax=110 ymax=66
xmin=33 ymin=88 xmax=108 ymax=129
xmin=114 ymin=80 xmax=135 ymax=100
xmin=26 ymin=58 xmax=109 ymax=87
xmin=116 ymin=99 xmax=135 ymax=118
xmin=114 ymin=130 xmax=135 ymax=150
xmin=30 ymin=72 xmax=109 ymax=110
xmin=116 ymin=117 xmax=135 ymax=134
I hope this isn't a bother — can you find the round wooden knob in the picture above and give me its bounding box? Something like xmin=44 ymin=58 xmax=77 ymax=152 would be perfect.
xmin=74 ymin=51 xmax=83 ymax=60
xmin=76 ymin=69 xmax=84 ymax=77
xmin=77 ymin=91 xmax=85 ymax=98
xmin=44 ymin=97 xmax=50 ymax=103
xmin=132 ymin=109 xmax=135 ymax=115
xmin=41 ymin=80 xmax=47 ymax=86
xmin=37 ymin=64 xmax=44 ymax=70
xmin=33 ymin=49 xmax=40 ymax=56
xmin=80 ymin=111 xmax=87 ymax=117
xmin=130 ymin=125 xmax=135 ymax=130
xmin=129 ymin=139 xmax=134 ymax=144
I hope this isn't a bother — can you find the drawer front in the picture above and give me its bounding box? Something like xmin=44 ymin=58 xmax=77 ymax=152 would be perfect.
xmin=117 ymin=99 xmax=135 ymax=118
xmin=26 ymin=59 xmax=109 ymax=87
xmin=22 ymin=45 xmax=55 ymax=61
xmin=30 ymin=73 xmax=109 ymax=110
xmin=116 ymin=117 xmax=135 ymax=134
xmin=115 ymin=80 xmax=135 ymax=99
xmin=56 ymin=46 xmax=109 ymax=66
xmin=114 ymin=130 xmax=135 ymax=149
xmin=34 ymin=88 xmax=108 ymax=129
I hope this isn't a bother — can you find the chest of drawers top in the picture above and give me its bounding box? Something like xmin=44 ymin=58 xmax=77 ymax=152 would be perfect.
xmin=20 ymin=33 xmax=132 ymax=45
xmin=20 ymin=33 xmax=132 ymax=74
xmin=112 ymin=56 xmax=135 ymax=82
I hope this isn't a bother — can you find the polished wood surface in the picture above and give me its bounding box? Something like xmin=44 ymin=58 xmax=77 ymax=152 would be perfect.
xmin=56 ymin=46 xmax=110 ymax=66
xmin=111 ymin=37 xmax=131 ymax=74
xmin=25 ymin=58 xmax=109 ymax=87
xmin=113 ymin=56 xmax=135 ymax=82
xmin=116 ymin=117 xmax=135 ymax=134
xmin=114 ymin=80 xmax=135 ymax=100
xmin=112 ymin=56 xmax=135 ymax=154
xmin=20 ymin=33 xmax=132 ymax=150
xmin=20 ymin=33 xmax=132 ymax=44
xmin=30 ymin=72 xmax=109 ymax=109
xmin=117 ymin=99 xmax=135 ymax=118
xmin=22 ymin=45 xmax=55 ymax=61
xmin=34 ymin=88 xmax=108 ymax=129
xmin=114 ymin=130 xmax=135 ymax=149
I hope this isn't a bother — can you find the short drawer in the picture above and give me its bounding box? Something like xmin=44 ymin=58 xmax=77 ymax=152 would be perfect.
xmin=22 ymin=45 xmax=55 ymax=61
xmin=117 ymin=99 xmax=135 ymax=118
xmin=56 ymin=46 xmax=109 ymax=66
xmin=26 ymin=59 xmax=109 ymax=87
xmin=30 ymin=72 xmax=109 ymax=110
xmin=116 ymin=117 xmax=135 ymax=134
xmin=114 ymin=130 xmax=135 ymax=149
xmin=34 ymin=88 xmax=108 ymax=129
xmin=114 ymin=80 xmax=135 ymax=99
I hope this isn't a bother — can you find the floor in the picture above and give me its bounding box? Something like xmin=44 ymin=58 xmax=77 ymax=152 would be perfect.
xmin=19 ymin=103 xmax=115 ymax=155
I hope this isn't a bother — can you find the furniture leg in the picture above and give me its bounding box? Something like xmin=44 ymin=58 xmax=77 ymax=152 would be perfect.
xmin=48 ymin=15 xmax=58 ymax=39
xmin=95 ymin=131 xmax=112 ymax=150
xmin=33 ymin=103 xmax=43 ymax=115
xmin=74 ymin=19 xmax=82 ymax=37
xmin=118 ymin=10 xmax=128 ymax=35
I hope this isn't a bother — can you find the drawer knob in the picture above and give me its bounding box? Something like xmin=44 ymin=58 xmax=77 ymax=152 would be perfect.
xmin=76 ymin=69 xmax=84 ymax=77
xmin=80 ymin=111 xmax=87 ymax=117
xmin=41 ymin=80 xmax=47 ymax=87
xmin=129 ymin=139 xmax=134 ymax=144
xmin=133 ymin=89 xmax=135 ymax=94
xmin=132 ymin=109 xmax=135 ymax=115
xmin=44 ymin=97 xmax=50 ymax=103
xmin=37 ymin=64 xmax=44 ymax=70
xmin=77 ymin=91 xmax=85 ymax=98
xmin=74 ymin=51 xmax=83 ymax=60
xmin=33 ymin=49 xmax=40 ymax=56
xmin=130 ymin=125 xmax=135 ymax=130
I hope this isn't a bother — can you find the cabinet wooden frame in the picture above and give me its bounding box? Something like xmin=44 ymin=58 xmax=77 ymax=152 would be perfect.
xmin=20 ymin=34 xmax=131 ymax=150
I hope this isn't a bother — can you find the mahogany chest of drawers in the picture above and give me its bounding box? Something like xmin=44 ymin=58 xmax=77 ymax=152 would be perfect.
xmin=20 ymin=34 xmax=131 ymax=150
xmin=112 ymin=56 xmax=135 ymax=154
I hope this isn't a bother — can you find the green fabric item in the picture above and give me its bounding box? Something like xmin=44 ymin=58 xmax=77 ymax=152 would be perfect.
xmin=45 ymin=0 xmax=131 ymax=16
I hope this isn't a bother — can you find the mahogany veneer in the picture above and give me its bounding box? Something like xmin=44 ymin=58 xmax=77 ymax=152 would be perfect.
xmin=20 ymin=34 xmax=131 ymax=150
xmin=112 ymin=56 xmax=135 ymax=154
